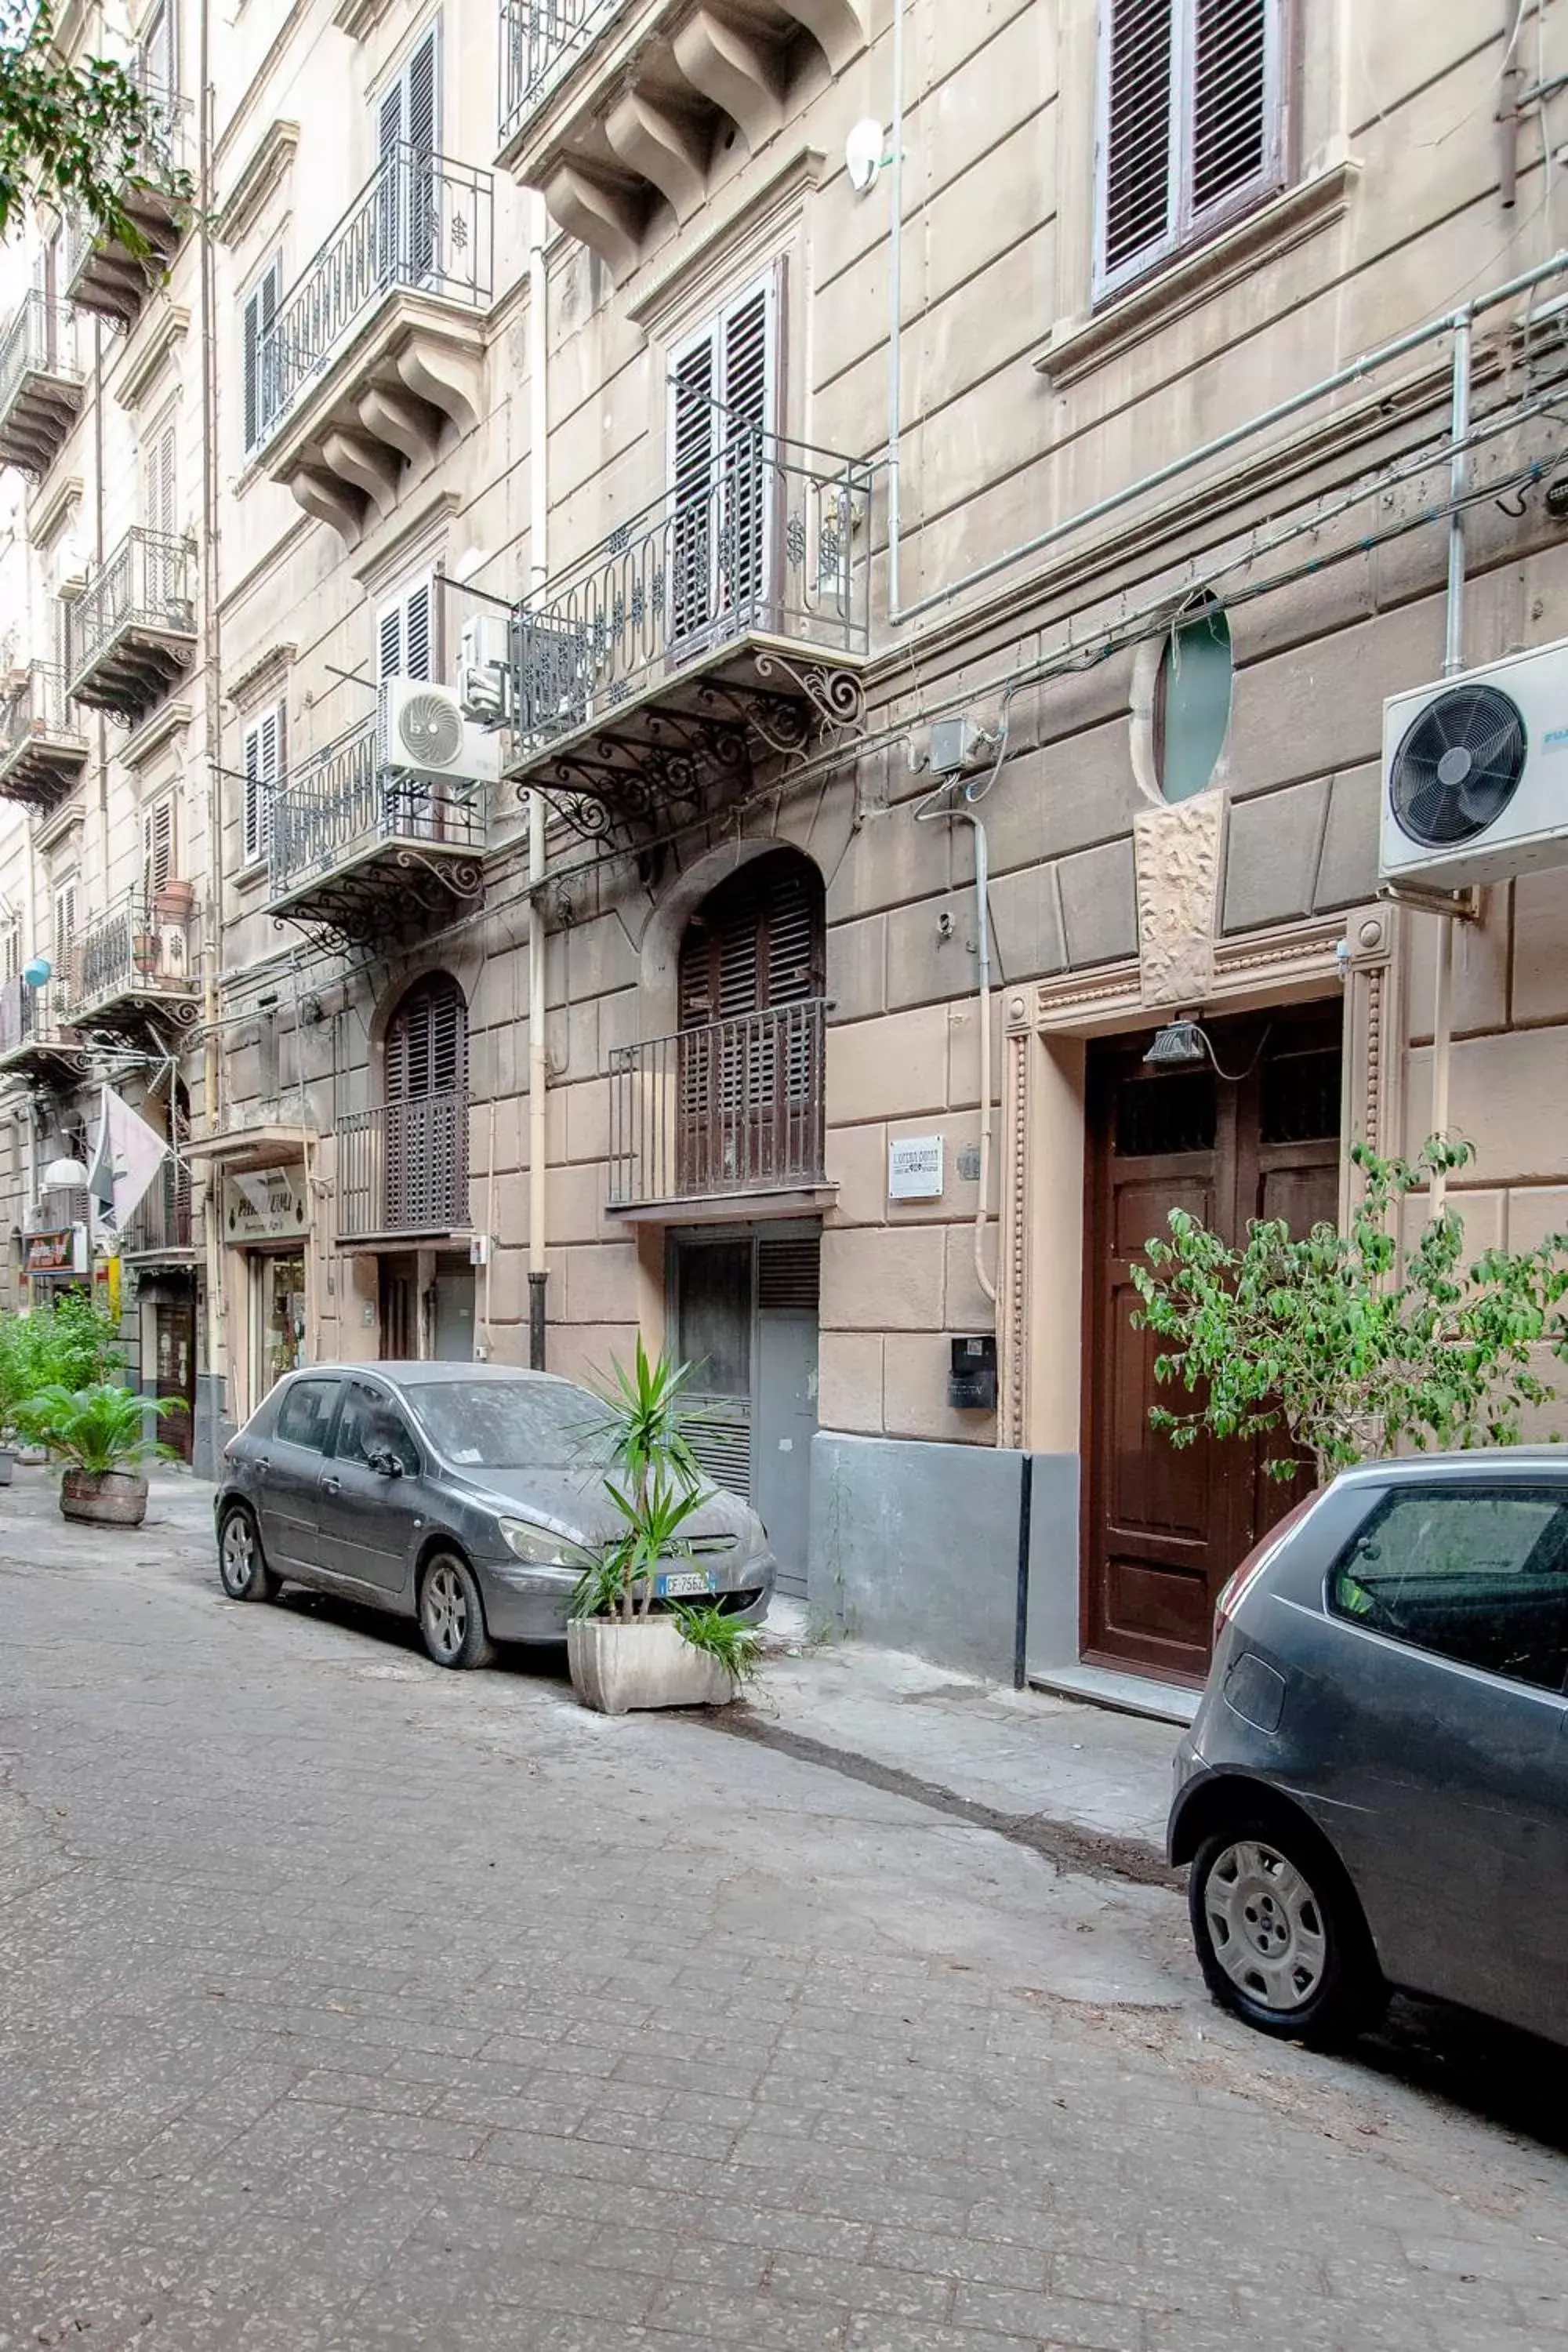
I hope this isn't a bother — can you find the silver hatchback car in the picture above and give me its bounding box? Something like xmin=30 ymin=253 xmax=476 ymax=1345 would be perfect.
xmin=213 ymin=1362 xmax=775 ymax=1668
xmin=1171 ymin=1451 xmax=1568 ymax=2049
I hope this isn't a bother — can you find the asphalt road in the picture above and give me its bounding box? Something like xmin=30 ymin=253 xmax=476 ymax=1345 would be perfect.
xmin=2 ymin=1474 xmax=1566 ymax=2351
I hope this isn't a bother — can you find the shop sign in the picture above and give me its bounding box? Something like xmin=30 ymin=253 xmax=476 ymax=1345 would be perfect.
xmin=887 ymin=1134 xmax=944 ymax=1202
xmin=27 ymin=1227 xmax=85 ymax=1275
xmin=223 ymin=1167 xmax=307 ymax=1244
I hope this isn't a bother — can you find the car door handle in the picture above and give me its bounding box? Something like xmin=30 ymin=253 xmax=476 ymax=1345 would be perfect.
xmin=321 ymin=1475 xmax=341 ymax=1497
xmin=254 ymin=1457 xmax=270 ymax=1478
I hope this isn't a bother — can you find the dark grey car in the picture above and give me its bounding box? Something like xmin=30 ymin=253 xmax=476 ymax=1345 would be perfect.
xmin=213 ymin=1362 xmax=775 ymax=1668
xmin=1170 ymin=1451 xmax=1568 ymax=2049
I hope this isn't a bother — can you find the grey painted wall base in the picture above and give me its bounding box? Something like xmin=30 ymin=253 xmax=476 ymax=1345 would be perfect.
xmin=808 ymin=1434 xmax=1079 ymax=1683
xmin=193 ymin=1374 xmax=231 ymax=1485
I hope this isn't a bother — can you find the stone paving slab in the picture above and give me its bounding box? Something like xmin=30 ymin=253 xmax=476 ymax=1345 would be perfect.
xmin=2 ymin=1468 xmax=1568 ymax=2350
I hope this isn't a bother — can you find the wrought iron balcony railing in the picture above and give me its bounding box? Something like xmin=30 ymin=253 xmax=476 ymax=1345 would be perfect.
xmin=123 ymin=1159 xmax=194 ymax=1255
xmin=0 ymin=662 xmax=88 ymax=808
xmin=607 ymin=999 xmax=827 ymax=1210
xmin=267 ymin=718 xmax=489 ymax=905
xmin=63 ymin=80 xmax=191 ymax=326
xmin=498 ymin=0 xmax=626 ymax=146
xmin=63 ymin=527 xmax=197 ymax=717
xmin=0 ymin=292 xmax=84 ymax=473
xmin=514 ymin=431 xmax=871 ymax=752
xmin=0 ymin=974 xmax=69 ymax=1064
xmin=60 ymin=887 xmax=198 ymax=1025
xmin=255 ymin=143 xmax=494 ymax=452
xmin=336 ymin=1094 xmax=470 ymax=1242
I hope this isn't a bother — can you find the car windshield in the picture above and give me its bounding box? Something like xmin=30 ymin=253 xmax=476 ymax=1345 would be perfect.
xmin=406 ymin=1379 xmax=607 ymax=1469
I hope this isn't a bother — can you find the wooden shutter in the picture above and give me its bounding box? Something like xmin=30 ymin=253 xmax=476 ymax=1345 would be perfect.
xmin=384 ymin=972 xmax=467 ymax=1232
xmin=143 ymin=419 xmax=176 ymax=536
xmin=242 ymin=259 xmax=280 ymax=454
xmin=376 ymin=579 xmax=434 ymax=683
xmin=386 ymin=973 xmax=467 ymax=1105
xmin=142 ymin=798 xmax=175 ymax=901
xmin=53 ymin=877 xmax=77 ymax=966
xmin=405 ymin=29 xmax=438 ymax=158
xmin=678 ymin=855 xmax=821 ymax=1029
xmin=241 ymin=702 xmax=283 ymax=865
xmin=139 ymin=2 xmax=174 ymax=95
xmin=670 ymin=335 xmax=717 ymax=643
xmin=670 ymin=269 xmax=780 ymax=641
xmin=1095 ymin=0 xmax=1282 ymax=298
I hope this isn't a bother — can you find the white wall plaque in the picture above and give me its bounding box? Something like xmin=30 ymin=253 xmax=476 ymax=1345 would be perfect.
xmin=888 ymin=1134 xmax=944 ymax=1202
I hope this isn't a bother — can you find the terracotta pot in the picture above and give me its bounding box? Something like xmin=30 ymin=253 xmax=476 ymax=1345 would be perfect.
xmin=567 ymin=1614 xmax=738 ymax=1715
xmin=152 ymin=879 xmax=194 ymax=923
xmin=60 ymin=1468 xmax=149 ymax=1527
xmin=132 ymin=932 xmax=160 ymax=976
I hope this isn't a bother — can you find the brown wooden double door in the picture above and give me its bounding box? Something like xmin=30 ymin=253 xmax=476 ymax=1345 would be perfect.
xmin=1083 ymin=1004 xmax=1343 ymax=1685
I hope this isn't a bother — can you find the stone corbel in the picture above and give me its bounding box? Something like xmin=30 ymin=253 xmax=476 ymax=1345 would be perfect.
xmin=394 ymin=332 xmax=483 ymax=440
xmin=604 ymin=85 xmax=710 ymax=223
xmin=286 ymin=462 xmax=366 ymax=546
xmin=774 ymin=0 xmax=868 ymax=74
xmin=541 ymin=158 xmax=645 ymax=277
xmin=319 ymin=426 xmax=401 ymax=518
xmin=358 ymin=381 xmax=437 ymax=470
xmin=671 ymin=8 xmax=787 ymax=152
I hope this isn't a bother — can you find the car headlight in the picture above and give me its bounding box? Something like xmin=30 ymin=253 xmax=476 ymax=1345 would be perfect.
xmin=498 ymin=1517 xmax=594 ymax=1570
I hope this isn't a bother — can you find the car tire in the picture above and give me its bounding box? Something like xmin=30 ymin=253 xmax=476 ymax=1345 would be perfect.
xmin=419 ymin=1550 xmax=495 ymax=1671
xmin=218 ymin=1504 xmax=279 ymax=1604
xmin=1189 ymin=1812 xmax=1387 ymax=2049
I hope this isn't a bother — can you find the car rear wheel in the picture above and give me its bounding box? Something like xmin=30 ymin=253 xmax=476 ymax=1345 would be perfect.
xmin=419 ymin=1552 xmax=495 ymax=1671
xmin=1189 ymin=1815 xmax=1386 ymax=2048
xmin=219 ymin=1504 xmax=279 ymax=1604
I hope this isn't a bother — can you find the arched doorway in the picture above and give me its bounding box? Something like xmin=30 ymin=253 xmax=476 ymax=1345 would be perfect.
xmin=666 ymin=849 xmax=826 ymax=1599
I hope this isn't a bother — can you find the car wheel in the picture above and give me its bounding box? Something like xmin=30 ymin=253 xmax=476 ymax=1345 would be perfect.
xmin=1189 ymin=1814 xmax=1386 ymax=2048
xmin=218 ymin=1504 xmax=279 ymax=1604
xmin=419 ymin=1551 xmax=495 ymax=1671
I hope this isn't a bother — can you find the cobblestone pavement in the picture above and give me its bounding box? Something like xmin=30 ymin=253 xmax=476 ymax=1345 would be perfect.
xmin=3 ymin=1475 xmax=1568 ymax=2352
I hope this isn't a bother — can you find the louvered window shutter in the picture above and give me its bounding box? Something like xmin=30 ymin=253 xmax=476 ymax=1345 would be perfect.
xmin=406 ymin=31 xmax=438 ymax=158
xmin=139 ymin=2 xmax=174 ymax=96
xmin=718 ymin=280 xmax=775 ymax=622
xmin=142 ymin=800 xmax=174 ymax=902
xmin=143 ymin=422 xmax=176 ymax=537
xmin=404 ymin=581 xmax=433 ymax=681
xmin=1096 ymin=0 xmax=1282 ymax=298
xmin=242 ymin=260 xmax=280 ymax=454
xmin=670 ymin=336 xmax=717 ymax=642
xmin=377 ymin=598 xmax=404 ymax=684
xmin=384 ymin=975 xmax=467 ymax=1232
xmin=53 ymin=880 xmax=77 ymax=960
xmin=242 ymin=704 xmax=282 ymax=865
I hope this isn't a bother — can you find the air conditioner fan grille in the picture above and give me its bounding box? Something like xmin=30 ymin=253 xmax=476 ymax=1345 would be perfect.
xmin=1390 ymin=683 xmax=1526 ymax=848
xmin=395 ymin=692 xmax=465 ymax=770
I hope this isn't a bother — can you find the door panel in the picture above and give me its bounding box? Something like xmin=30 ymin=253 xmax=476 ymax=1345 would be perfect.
xmin=1084 ymin=1007 xmax=1341 ymax=1682
xmin=262 ymin=1375 xmax=341 ymax=1574
xmin=318 ymin=1380 xmax=423 ymax=1596
xmin=154 ymin=1301 xmax=195 ymax=1465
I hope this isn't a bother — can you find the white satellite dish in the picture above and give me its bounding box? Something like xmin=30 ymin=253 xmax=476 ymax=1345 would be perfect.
xmin=845 ymin=119 xmax=886 ymax=195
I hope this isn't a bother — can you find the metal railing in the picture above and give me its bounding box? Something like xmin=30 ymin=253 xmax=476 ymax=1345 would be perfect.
xmin=267 ymin=717 xmax=489 ymax=902
xmin=498 ymin=0 xmax=627 ymax=146
xmin=63 ymin=527 xmax=197 ymax=691
xmin=123 ymin=1159 xmax=193 ymax=1254
xmin=514 ymin=431 xmax=872 ymax=749
xmin=62 ymin=79 xmax=188 ymax=267
xmin=336 ymin=1094 xmax=470 ymax=1241
xmin=608 ymin=1000 xmax=827 ymax=1209
xmin=60 ymin=887 xmax=197 ymax=1020
xmin=0 ymin=973 xmax=64 ymax=1058
xmin=255 ymin=143 xmax=494 ymax=451
xmin=0 ymin=662 xmax=84 ymax=763
xmin=0 ymin=292 xmax=82 ymax=415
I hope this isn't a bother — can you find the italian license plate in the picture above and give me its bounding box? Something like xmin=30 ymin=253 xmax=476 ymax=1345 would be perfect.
xmin=657 ymin=1569 xmax=715 ymax=1599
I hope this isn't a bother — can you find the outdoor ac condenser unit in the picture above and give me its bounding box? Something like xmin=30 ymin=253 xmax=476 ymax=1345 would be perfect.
xmin=379 ymin=677 xmax=503 ymax=789
xmin=1381 ymin=637 xmax=1568 ymax=890
xmin=459 ymin=614 xmax=512 ymax=725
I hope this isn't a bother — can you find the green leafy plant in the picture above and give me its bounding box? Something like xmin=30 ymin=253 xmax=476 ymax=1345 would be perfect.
xmin=0 ymin=5 xmax=193 ymax=251
xmin=1130 ymin=1136 xmax=1568 ymax=1485
xmin=15 ymin=1381 xmax=179 ymax=1475
xmin=0 ymin=1298 xmax=123 ymax=1445
xmin=672 ymin=1601 xmax=763 ymax=1685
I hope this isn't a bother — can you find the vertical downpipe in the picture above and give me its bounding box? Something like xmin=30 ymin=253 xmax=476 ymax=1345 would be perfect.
xmin=526 ymin=192 xmax=549 ymax=1368
xmin=885 ymin=0 xmax=906 ymax=619
xmin=1430 ymin=310 xmax=1471 ymax=1216
xmin=198 ymin=0 xmax=227 ymax=1441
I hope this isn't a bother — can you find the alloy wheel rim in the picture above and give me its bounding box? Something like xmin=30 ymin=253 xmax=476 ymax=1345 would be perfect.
xmin=222 ymin=1517 xmax=253 ymax=1593
xmin=1204 ymin=1838 xmax=1327 ymax=2013
xmin=425 ymin=1562 xmax=466 ymax=1659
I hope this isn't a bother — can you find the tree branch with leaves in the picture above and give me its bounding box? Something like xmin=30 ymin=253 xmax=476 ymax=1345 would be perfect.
xmin=0 ymin=4 xmax=191 ymax=252
xmin=1130 ymin=1137 xmax=1568 ymax=1485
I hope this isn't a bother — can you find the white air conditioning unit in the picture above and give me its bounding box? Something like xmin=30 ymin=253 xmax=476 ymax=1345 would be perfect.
xmin=379 ymin=677 xmax=503 ymax=789
xmin=1381 ymin=639 xmax=1568 ymax=890
xmin=459 ymin=613 xmax=512 ymax=726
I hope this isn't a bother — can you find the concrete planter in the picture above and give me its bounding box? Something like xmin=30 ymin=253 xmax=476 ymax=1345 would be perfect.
xmin=60 ymin=1468 xmax=149 ymax=1527
xmin=567 ymin=1614 xmax=738 ymax=1715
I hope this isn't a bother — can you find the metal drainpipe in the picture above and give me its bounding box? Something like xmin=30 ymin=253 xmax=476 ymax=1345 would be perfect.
xmin=1430 ymin=307 xmax=1472 ymax=1217
xmin=951 ymin=808 xmax=996 ymax=1307
xmin=527 ymin=191 xmax=549 ymax=1370
xmin=886 ymin=0 xmax=905 ymax=618
xmin=198 ymin=0 xmax=227 ymax=1435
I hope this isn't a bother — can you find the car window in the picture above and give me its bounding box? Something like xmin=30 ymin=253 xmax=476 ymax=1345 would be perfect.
xmin=274 ymin=1377 xmax=340 ymax=1454
xmin=333 ymin=1383 xmax=419 ymax=1475
xmin=408 ymin=1379 xmax=607 ymax=1468
xmin=1329 ymin=1487 xmax=1568 ymax=1694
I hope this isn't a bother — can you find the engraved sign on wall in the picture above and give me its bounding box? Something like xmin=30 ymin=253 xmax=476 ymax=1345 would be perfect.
xmin=888 ymin=1134 xmax=944 ymax=1202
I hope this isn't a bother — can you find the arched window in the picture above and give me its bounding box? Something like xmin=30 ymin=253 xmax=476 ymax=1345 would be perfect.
xmin=1154 ymin=598 xmax=1232 ymax=803
xmin=383 ymin=972 xmax=467 ymax=1232
xmin=675 ymin=850 xmax=826 ymax=1195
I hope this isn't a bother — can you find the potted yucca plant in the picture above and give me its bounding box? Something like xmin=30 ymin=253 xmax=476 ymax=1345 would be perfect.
xmin=16 ymin=1382 xmax=180 ymax=1526
xmin=566 ymin=1341 xmax=763 ymax=1715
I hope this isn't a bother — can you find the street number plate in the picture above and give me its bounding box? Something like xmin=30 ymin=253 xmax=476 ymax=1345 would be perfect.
xmin=657 ymin=1569 xmax=715 ymax=1599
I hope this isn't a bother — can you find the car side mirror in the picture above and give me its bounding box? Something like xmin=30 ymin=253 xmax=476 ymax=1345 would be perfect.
xmin=368 ymin=1448 xmax=403 ymax=1479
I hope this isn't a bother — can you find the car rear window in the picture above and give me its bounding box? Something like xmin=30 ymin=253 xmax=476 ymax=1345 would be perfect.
xmin=1330 ymin=1486 xmax=1568 ymax=1693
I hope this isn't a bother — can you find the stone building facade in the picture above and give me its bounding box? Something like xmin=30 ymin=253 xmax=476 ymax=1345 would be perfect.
xmin=1 ymin=2 xmax=1564 ymax=1703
